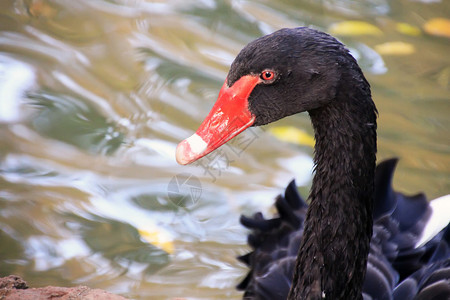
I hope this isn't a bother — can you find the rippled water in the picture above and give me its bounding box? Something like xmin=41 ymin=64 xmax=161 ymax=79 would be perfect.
xmin=0 ymin=1 xmax=449 ymax=299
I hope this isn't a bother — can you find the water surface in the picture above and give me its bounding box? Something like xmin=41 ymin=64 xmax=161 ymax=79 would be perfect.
xmin=0 ymin=1 xmax=449 ymax=299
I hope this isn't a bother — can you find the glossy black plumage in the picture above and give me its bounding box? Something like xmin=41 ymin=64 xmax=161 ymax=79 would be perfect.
xmin=232 ymin=27 xmax=378 ymax=299
xmin=238 ymin=159 xmax=450 ymax=300
xmin=218 ymin=27 xmax=450 ymax=299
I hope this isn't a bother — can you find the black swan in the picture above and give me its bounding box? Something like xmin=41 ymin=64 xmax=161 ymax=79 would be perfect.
xmin=175 ymin=27 xmax=450 ymax=299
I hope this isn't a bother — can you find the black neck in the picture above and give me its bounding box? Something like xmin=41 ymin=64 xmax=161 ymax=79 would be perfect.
xmin=288 ymin=76 xmax=377 ymax=299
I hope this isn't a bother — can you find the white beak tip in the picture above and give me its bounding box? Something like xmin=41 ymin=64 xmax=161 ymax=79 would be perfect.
xmin=175 ymin=134 xmax=208 ymax=165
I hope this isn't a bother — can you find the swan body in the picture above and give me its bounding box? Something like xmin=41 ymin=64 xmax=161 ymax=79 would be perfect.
xmin=238 ymin=159 xmax=450 ymax=299
xmin=176 ymin=27 xmax=450 ymax=299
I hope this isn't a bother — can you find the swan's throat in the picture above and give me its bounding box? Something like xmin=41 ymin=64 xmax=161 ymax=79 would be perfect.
xmin=288 ymin=89 xmax=377 ymax=300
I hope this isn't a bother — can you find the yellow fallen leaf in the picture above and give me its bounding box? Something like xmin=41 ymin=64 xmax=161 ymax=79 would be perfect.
xmin=329 ymin=21 xmax=383 ymax=36
xmin=423 ymin=18 xmax=450 ymax=38
xmin=374 ymin=42 xmax=415 ymax=55
xmin=29 ymin=0 xmax=57 ymax=18
xmin=396 ymin=23 xmax=421 ymax=36
xmin=139 ymin=227 xmax=174 ymax=254
xmin=268 ymin=126 xmax=315 ymax=148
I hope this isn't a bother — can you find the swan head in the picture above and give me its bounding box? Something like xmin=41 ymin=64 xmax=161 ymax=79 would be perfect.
xmin=176 ymin=27 xmax=363 ymax=165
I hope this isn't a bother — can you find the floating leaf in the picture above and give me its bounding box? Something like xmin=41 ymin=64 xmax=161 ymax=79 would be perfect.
xmin=375 ymin=42 xmax=415 ymax=55
xmin=423 ymin=18 xmax=450 ymax=38
xmin=268 ymin=126 xmax=315 ymax=148
xmin=329 ymin=21 xmax=383 ymax=36
xmin=28 ymin=0 xmax=57 ymax=18
xmin=139 ymin=228 xmax=174 ymax=254
xmin=396 ymin=23 xmax=421 ymax=36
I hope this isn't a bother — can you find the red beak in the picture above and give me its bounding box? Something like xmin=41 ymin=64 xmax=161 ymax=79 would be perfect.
xmin=176 ymin=75 xmax=260 ymax=165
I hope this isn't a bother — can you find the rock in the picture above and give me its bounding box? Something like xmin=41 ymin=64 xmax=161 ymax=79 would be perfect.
xmin=0 ymin=275 xmax=129 ymax=300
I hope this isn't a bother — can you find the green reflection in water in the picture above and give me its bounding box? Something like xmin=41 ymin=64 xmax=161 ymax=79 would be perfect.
xmin=70 ymin=215 xmax=170 ymax=274
xmin=27 ymin=90 xmax=124 ymax=155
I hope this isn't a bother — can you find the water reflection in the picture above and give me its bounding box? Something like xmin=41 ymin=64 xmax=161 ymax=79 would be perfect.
xmin=0 ymin=55 xmax=35 ymax=123
xmin=27 ymin=90 xmax=124 ymax=155
xmin=0 ymin=0 xmax=448 ymax=299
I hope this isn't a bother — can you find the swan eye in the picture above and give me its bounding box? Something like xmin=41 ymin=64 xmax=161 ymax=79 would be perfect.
xmin=260 ymin=70 xmax=276 ymax=82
